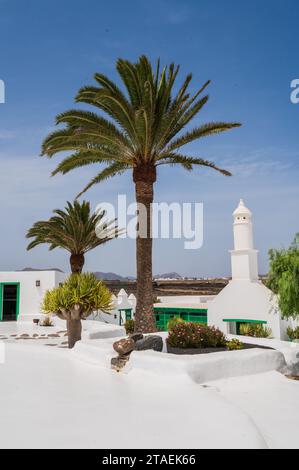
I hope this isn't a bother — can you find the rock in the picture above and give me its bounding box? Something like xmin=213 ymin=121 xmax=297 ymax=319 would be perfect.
xmin=48 ymin=333 xmax=60 ymax=338
xmin=113 ymin=338 xmax=134 ymax=355
xmin=134 ymin=335 xmax=163 ymax=352
xmin=20 ymin=333 xmax=30 ymax=337
xmin=111 ymin=355 xmax=130 ymax=372
xmin=130 ymin=332 xmax=143 ymax=342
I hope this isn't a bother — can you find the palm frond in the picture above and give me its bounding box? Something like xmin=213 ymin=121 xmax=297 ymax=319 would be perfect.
xmin=157 ymin=153 xmax=232 ymax=176
xmin=165 ymin=122 xmax=241 ymax=152
xmin=51 ymin=150 xmax=124 ymax=176
xmin=76 ymin=162 xmax=130 ymax=198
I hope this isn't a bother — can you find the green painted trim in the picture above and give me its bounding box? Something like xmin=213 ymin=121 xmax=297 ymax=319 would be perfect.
xmin=117 ymin=308 xmax=132 ymax=325
xmin=223 ymin=319 xmax=267 ymax=324
xmin=0 ymin=285 xmax=2 ymax=321
xmin=16 ymin=283 xmax=20 ymax=319
xmin=0 ymin=282 xmax=20 ymax=321
xmin=153 ymin=307 xmax=207 ymax=314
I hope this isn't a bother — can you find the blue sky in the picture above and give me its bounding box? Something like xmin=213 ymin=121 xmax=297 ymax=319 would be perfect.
xmin=0 ymin=0 xmax=298 ymax=277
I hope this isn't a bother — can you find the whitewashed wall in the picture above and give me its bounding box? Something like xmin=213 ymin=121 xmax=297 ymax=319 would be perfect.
xmin=0 ymin=271 xmax=67 ymax=321
xmin=157 ymin=295 xmax=216 ymax=304
xmin=207 ymin=280 xmax=288 ymax=339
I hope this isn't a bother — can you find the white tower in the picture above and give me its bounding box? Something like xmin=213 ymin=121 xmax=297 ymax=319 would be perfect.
xmin=230 ymin=199 xmax=258 ymax=281
xmin=208 ymin=198 xmax=289 ymax=340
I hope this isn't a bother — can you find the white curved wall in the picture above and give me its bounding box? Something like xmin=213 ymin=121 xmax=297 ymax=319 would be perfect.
xmin=208 ymin=280 xmax=284 ymax=339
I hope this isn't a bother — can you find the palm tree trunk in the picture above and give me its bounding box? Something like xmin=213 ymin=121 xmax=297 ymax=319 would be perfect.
xmin=67 ymin=318 xmax=82 ymax=348
xmin=133 ymin=167 xmax=156 ymax=333
xmin=70 ymin=253 xmax=85 ymax=273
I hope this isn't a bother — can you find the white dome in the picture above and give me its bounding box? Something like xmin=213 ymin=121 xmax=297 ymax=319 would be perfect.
xmin=117 ymin=288 xmax=127 ymax=297
xmin=233 ymin=198 xmax=252 ymax=217
xmin=128 ymin=293 xmax=136 ymax=300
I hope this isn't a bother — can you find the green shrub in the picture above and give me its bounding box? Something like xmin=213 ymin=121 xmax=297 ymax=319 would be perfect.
xmin=42 ymin=273 xmax=113 ymax=348
xmin=167 ymin=322 xmax=227 ymax=349
xmin=254 ymin=324 xmax=272 ymax=338
xmin=125 ymin=319 xmax=135 ymax=334
xmin=287 ymin=326 xmax=299 ymax=341
xmin=42 ymin=272 xmax=113 ymax=319
xmin=167 ymin=316 xmax=185 ymax=331
xmin=239 ymin=323 xmax=272 ymax=338
xmin=227 ymin=339 xmax=244 ymax=350
xmin=40 ymin=315 xmax=54 ymax=327
xmin=239 ymin=323 xmax=251 ymax=336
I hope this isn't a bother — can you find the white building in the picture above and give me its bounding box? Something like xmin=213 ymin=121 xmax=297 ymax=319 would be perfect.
xmin=0 ymin=270 xmax=66 ymax=322
xmin=208 ymin=199 xmax=290 ymax=339
xmin=94 ymin=289 xmax=136 ymax=325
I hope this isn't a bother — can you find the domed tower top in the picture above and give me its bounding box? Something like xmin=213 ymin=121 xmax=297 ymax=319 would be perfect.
xmin=233 ymin=198 xmax=252 ymax=220
xmin=232 ymin=199 xmax=254 ymax=251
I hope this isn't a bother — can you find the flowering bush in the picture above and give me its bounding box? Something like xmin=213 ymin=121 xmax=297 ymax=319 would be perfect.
xmin=167 ymin=322 xmax=227 ymax=349
xmin=167 ymin=316 xmax=185 ymax=331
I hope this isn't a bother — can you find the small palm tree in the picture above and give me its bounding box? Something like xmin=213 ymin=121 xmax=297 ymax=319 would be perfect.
xmin=26 ymin=200 xmax=118 ymax=273
xmin=41 ymin=55 xmax=241 ymax=332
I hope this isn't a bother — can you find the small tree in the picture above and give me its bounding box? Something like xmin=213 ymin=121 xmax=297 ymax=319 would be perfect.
xmin=267 ymin=233 xmax=299 ymax=319
xmin=27 ymin=200 xmax=118 ymax=273
xmin=42 ymin=272 xmax=113 ymax=348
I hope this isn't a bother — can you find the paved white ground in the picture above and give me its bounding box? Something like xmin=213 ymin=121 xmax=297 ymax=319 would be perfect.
xmin=0 ymin=321 xmax=68 ymax=347
xmin=0 ymin=341 xmax=267 ymax=449
xmin=0 ymin=322 xmax=299 ymax=449
xmin=211 ymin=371 xmax=299 ymax=449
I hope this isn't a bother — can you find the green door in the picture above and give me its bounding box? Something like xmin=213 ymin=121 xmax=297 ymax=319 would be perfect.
xmin=0 ymin=283 xmax=20 ymax=321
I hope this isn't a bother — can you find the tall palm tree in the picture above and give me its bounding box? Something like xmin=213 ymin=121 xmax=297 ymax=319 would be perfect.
xmin=41 ymin=55 xmax=241 ymax=332
xmin=26 ymin=200 xmax=118 ymax=273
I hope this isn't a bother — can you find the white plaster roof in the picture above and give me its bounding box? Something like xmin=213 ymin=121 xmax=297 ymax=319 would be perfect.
xmin=117 ymin=288 xmax=127 ymax=297
xmin=117 ymin=297 xmax=132 ymax=309
xmin=233 ymin=198 xmax=252 ymax=217
xmin=128 ymin=293 xmax=136 ymax=299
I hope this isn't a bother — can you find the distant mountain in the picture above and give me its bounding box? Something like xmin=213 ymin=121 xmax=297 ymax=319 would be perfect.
xmin=19 ymin=267 xmax=183 ymax=280
xmin=96 ymin=271 xmax=183 ymax=280
xmin=154 ymin=272 xmax=182 ymax=280
xmin=19 ymin=267 xmax=64 ymax=273
xmin=93 ymin=271 xmax=135 ymax=281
